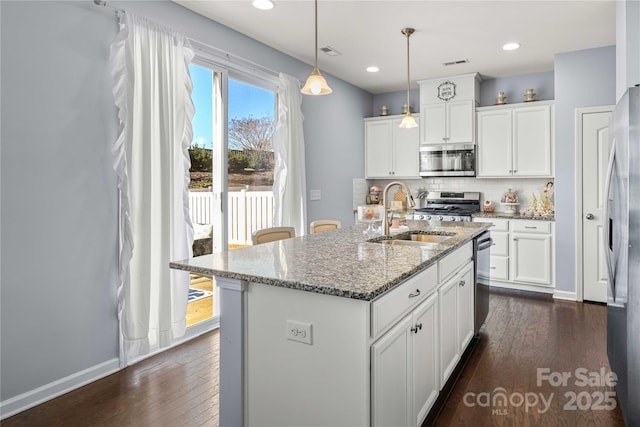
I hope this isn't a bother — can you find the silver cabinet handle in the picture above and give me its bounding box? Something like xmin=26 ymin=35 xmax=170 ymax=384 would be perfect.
xmin=490 ymin=267 xmax=497 ymax=270
xmin=524 ymin=226 xmax=537 ymax=229
xmin=408 ymin=289 xmax=421 ymax=298
xmin=411 ymin=323 xmax=423 ymax=334
xmin=459 ymin=280 xmax=466 ymax=287
xmin=586 ymin=213 xmax=595 ymax=220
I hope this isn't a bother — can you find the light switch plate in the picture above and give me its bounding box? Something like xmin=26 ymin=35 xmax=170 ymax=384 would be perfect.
xmin=310 ymin=189 xmax=321 ymax=201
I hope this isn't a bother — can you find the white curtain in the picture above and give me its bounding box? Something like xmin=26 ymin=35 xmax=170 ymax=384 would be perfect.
xmin=273 ymin=73 xmax=307 ymax=236
xmin=110 ymin=12 xmax=195 ymax=365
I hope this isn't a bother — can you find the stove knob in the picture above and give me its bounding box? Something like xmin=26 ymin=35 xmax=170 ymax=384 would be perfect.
xmin=426 ymin=215 xmax=431 ymax=220
xmin=451 ymin=217 xmax=458 ymax=222
xmin=438 ymin=216 xmax=444 ymax=221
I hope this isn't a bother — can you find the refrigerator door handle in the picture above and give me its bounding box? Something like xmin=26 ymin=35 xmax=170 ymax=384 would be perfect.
xmin=603 ymin=140 xmax=616 ymax=300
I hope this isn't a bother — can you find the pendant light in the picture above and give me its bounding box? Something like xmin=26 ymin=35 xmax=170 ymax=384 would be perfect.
xmin=399 ymin=28 xmax=417 ymax=128
xmin=301 ymin=0 xmax=332 ymax=95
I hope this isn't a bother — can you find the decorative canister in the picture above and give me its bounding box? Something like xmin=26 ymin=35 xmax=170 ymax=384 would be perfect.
xmin=484 ymin=200 xmax=494 ymax=213
xmin=380 ymin=105 xmax=389 ymax=116
xmin=401 ymin=103 xmax=411 ymax=114
xmin=524 ymin=89 xmax=536 ymax=102
xmin=496 ymin=92 xmax=507 ymax=105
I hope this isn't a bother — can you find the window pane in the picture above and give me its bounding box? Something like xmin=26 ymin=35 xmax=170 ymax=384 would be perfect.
xmin=227 ymin=79 xmax=276 ymax=250
xmin=187 ymin=63 xmax=215 ymax=327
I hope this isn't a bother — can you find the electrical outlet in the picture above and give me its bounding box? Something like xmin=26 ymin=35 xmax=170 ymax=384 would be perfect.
xmin=286 ymin=320 xmax=313 ymax=345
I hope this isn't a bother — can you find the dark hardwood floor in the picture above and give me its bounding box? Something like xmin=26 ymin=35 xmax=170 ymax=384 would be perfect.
xmin=433 ymin=288 xmax=625 ymax=427
xmin=3 ymin=331 xmax=219 ymax=427
xmin=3 ymin=288 xmax=625 ymax=426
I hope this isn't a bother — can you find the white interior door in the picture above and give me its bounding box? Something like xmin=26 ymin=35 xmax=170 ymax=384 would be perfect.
xmin=581 ymin=108 xmax=613 ymax=302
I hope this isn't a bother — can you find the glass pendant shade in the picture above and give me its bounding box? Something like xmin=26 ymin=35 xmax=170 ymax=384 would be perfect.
xmin=301 ymin=68 xmax=332 ymax=95
xmin=399 ymin=112 xmax=418 ymax=129
xmin=301 ymin=0 xmax=332 ymax=96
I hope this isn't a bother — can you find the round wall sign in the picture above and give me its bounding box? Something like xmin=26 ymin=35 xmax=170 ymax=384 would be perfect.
xmin=437 ymin=81 xmax=457 ymax=101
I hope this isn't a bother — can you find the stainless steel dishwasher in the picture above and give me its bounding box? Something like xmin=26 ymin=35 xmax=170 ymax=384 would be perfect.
xmin=474 ymin=231 xmax=492 ymax=335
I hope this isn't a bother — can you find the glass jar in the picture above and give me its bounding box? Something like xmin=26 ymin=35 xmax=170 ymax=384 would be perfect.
xmin=501 ymin=188 xmax=518 ymax=203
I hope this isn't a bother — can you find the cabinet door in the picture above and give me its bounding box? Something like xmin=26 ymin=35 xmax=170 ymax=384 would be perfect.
xmin=371 ymin=315 xmax=412 ymax=427
xmin=510 ymin=233 xmax=552 ymax=285
xmin=438 ymin=275 xmax=459 ymax=388
xmin=365 ymin=120 xmax=393 ymax=178
xmin=456 ymin=262 xmax=475 ymax=353
xmin=447 ymin=100 xmax=474 ymax=144
xmin=392 ymin=117 xmax=420 ymax=177
xmin=512 ymin=105 xmax=552 ymax=176
xmin=477 ymin=109 xmax=512 ymax=177
xmin=412 ymin=293 xmax=439 ymax=427
xmin=422 ymin=103 xmax=446 ymax=144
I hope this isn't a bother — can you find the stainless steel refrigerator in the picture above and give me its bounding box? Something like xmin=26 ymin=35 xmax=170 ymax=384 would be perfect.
xmin=605 ymin=85 xmax=640 ymax=425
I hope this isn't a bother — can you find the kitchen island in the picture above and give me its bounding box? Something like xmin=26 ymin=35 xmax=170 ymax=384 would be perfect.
xmin=170 ymin=221 xmax=491 ymax=427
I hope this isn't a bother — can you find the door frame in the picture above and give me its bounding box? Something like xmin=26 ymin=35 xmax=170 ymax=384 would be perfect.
xmin=574 ymin=105 xmax=614 ymax=302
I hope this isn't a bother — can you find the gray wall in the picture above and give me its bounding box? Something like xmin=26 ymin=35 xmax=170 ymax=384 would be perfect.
xmin=372 ymin=71 xmax=554 ymax=113
xmin=372 ymin=89 xmax=420 ymax=117
xmin=554 ymin=46 xmax=616 ymax=293
xmin=479 ymin=71 xmax=554 ymax=106
xmin=0 ymin=0 xmax=371 ymax=405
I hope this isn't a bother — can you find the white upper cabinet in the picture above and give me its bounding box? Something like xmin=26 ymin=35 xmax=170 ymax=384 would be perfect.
xmin=418 ymin=73 xmax=480 ymax=145
xmin=365 ymin=115 xmax=420 ymax=179
xmin=477 ymin=102 xmax=554 ymax=178
xmin=422 ymin=100 xmax=474 ymax=144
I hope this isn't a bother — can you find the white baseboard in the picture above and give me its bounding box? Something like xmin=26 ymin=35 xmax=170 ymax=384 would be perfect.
xmin=0 ymin=358 xmax=120 ymax=420
xmin=553 ymin=290 xmax=578 ymax=301
xmin=490 ymin=280 xmax=555 ymax=294
xmin=1 ymin=321 xmax=220 ymax=420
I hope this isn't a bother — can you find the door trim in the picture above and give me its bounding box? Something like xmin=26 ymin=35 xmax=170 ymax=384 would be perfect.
xmin=574 ymin=105 xmax=614 ymax=302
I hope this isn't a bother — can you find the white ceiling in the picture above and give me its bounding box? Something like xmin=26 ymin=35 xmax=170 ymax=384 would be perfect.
xmin=175 ymin=0 xmax=616 ymax=94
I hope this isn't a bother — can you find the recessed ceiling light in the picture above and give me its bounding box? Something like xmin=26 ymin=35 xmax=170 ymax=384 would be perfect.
xmin=502 ymin=42 xmax=521 ymax=51
xmin=252 ymin=0 xmax=274 ymax=10
xmin=366 ymin=66 xmax=380 ymax=73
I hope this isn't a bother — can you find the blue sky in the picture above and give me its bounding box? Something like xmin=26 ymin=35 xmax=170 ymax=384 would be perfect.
xmin=189 ymin=64 xmax=275 ymax=149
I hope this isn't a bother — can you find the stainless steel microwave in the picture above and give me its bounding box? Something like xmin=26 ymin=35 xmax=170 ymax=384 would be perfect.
xmin=419 ymin=144 xmax=476 ymax=177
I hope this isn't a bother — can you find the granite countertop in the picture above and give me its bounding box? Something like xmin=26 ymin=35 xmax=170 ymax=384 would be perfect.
xmin=170 ymin=221 xmax=490 ymax=301
xmin=473 ymin=211 xmax=555 ymax=221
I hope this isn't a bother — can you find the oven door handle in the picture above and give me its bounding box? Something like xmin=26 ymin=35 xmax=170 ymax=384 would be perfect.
xmin=477 ymin=237 xmax=493 ymax=251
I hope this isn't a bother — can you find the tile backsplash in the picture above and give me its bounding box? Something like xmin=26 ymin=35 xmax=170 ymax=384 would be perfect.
xmin=357 ymin=177 xmax=555 ymax=214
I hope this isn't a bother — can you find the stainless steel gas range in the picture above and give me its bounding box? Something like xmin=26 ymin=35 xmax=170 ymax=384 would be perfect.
xmin=412 ymin=191 xmax=481 ymax=222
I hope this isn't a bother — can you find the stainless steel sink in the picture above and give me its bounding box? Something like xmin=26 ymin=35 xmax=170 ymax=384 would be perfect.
xmin=369 ymin=231 xmax=455 ymax=247
xmin=398 ymin=233 xmax=453 ymax=243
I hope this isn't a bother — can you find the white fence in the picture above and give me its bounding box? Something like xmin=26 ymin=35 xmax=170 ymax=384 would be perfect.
xmin=189 ymin=190 xmax=275 ymax=246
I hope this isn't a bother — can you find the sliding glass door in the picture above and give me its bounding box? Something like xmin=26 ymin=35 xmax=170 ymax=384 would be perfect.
xmin=186 ymin=59 xmax=276 ymax=328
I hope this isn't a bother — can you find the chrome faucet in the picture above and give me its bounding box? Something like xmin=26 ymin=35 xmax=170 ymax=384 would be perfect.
xmin=382 ymin=181 xmax=416 ymax=236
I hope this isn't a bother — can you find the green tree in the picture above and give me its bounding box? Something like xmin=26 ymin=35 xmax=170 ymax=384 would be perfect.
xmin=189 ymin=144 xmax=212 ymax=172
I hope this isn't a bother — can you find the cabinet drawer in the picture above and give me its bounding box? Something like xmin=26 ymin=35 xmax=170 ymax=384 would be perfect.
xmin=511 ymin=220 xmax=551 ymax=234
xmin=473 ymin=217 xmax=509 ymax=232
xmin=371 ymin=264 xmax=438 ymax=338
xmin=438 ymin=242 xmax=473 ymax=283
xmin=489 ymin=256 xmax=509 ymax=281
xmin=490 ymin=231 xmax=509 ymax=257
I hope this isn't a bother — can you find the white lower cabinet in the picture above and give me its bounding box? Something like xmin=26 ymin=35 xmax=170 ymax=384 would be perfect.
xmin=371 ymin=314 xmax=413 ymax=427
xmin=438 ymin=272 xmax=459 ymax=387
xmin=372 ymin=243 xmax=474 ymax=427
xmin=456 ymin=263 xmax=475 ymax=356
xmin=473 ymin=217 xmax=555 ymax=291
xmin=371 ymin=293 xmax=439 ymax=427
xmin=412 ymin=294 xmax=440 ymax=426
xmin=439 ymin=260 xmax=474 ymax=387
xmin=511 ymin=222 xmax=553 ymax=286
